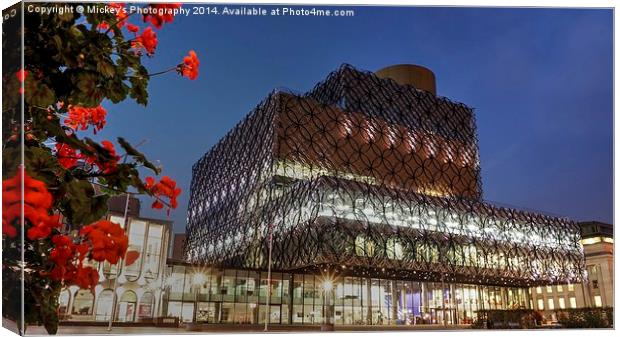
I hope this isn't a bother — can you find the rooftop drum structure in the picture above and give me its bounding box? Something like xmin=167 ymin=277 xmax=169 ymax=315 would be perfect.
xmin=185 ymin=64 xmax=585 ymax=288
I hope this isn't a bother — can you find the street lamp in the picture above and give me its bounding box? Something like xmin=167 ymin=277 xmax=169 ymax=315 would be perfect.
xmin=192 ymin=271 xmax=207 ymax=324
xmin=320 ymin=276 xmax=335 ymax=331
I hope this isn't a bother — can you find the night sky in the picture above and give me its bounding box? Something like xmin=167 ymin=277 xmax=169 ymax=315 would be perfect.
xmin=94 ymin=6 xmax=613 ymax=233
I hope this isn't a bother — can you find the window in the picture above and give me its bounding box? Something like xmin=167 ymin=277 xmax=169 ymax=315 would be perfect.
xmin=536 ymin=287 xmax=542 ymax=294
xmin=72 ymin=290 xmax=94 ymax=315
xmin=355 ymin=235 xmax=375 ymax=257
xmin=124 ymin=220 xmax=147 ymax=281
xmin=138 ymin=292 xmax=155 ymax=319
xmin=537 ymin=299 xmax=544 ymax=310
xmin=556 ymin=285 xmax=563 ymax=292
xmin=569 ymin=297 xmax=577 ymax=309
xmin=58 ymin=289 xmax=70 ymax=316
xmin=340 ymin=114 xmax=353 ymax=137
xmin=547 ymin=298 xmax=555 ymax=310
xmin=386 ymin=125 xmax=397 ymax=147
xmin=594 ymin=295 xmax=602 ymax=307
xmin=568 ymin=284 xmax=575 ymax=292
xmin=546 ymin=286 xmax=553 ymax=293
xmin=95 ymin=289 xmax=114 ymax=321
xmin=143 ymin=223 xmax=164 ymax=281
xmin=364 ymin=119 xmax=377 ymax=142
xmin=386 ymin=238 xmax=403 ymax=260
xmin=116 ymin=290 xmax=138 ymax=322
xmin=558 ymin=298 xmax=565 ymax=309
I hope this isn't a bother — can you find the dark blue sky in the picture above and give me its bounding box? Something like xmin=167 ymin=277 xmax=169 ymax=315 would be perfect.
xmin=96 ymin=6 xmax=613 ymax=233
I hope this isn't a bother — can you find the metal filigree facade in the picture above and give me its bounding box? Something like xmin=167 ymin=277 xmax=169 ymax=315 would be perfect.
xmin=185 ymin=64 xmax=585 ymax=288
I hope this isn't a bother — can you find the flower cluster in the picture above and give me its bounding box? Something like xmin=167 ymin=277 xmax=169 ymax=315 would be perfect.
xmin=97 ymin=3 xmax=127 ymax=30
xmin=132 ymin=26 xmax=158 ymax=56
xmin=64 ymin=105 xmax=107 ymax=134
xmin=180 ymin=50 xmax=200 ymax=80
xmin=48 ymin=235 xmax=99 ymax=289
xmin=2 ymin=169 xmax=61 ymax=239
xmin=144 ymin=176 xmax=181 ymax=214
xmin=143 ymin=3 xmax=182 ymax=29
xmin=79 ymin=220 xmax=129 ymax=264
xmin=55 ymin=140 xmax=120 ymax=174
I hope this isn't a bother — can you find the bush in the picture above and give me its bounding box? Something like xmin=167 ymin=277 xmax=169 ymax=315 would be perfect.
xmin=474 ymin=309 xmax=539 ymax=329
xmin=555 ymin=307 xmax=613 ymax=328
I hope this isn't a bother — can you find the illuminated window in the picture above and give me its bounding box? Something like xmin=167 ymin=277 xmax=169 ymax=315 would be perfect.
xmin=443 ymin=144 xmax=454 ymax=163
xmin=581 ymin=237 xmax=602 ymax=245
xmin=364 ymin=119 xmax=377 ymax=142
xmin=425 ymin=137 xmax=437 ymax=157
xmin=556 ymin=285 xmax=563 ymax=292
xmin=594 ymin=295 xmax=602 ymax=307
xmin=72 ymin=289 xmax=94 ymax=315
xmin=355 ymin=235 xmax=375 ymax=257
xmin=386 ymin=125 xmax=397 ymax=147
xmin=558 ymin=298 xmax=565 ymax=309
xmin=143 ymin=223 xmax=164 ymax=281
xmin=109 ymin=215 xmax=126 ymax=228
xmin=58 ymin=289 xmax=70 ymax=316
xmin=406 ymin=130 xmax=418 ymax=153
xmin=117 ymin=290 xmax=138 ymax=322
xmin=568 ymin=284 xmax=575 ymax=292
xmin=95 ymin=289 xmax=114 ymax=321
xmin=386 ymin=238 xmax=404 ymax=260
xmin=138 ymin=292 xmax=155 ymax=319
xmin=547 ymin=298 xmax=555 ymax=310
xmin=546 ymin=286 xmax=553 ymax=293
xmin=536 ymin=287 xmax=542 ymax=294
xmin=569 ymin=297 xmax=577 ymax=309
xmin=124 ymin=220 xmax=147 ymax=281
xmin=537 ymin=299 xmax=544 ymax=310
xmin=341 ymin=114 xmax=353 ymax=136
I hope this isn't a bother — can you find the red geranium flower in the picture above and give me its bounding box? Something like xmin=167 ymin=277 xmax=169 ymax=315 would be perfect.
xmin=81 ymin=140 xmax=121 ymax=174
xmin=55 ymin=143 xmax=79 ymax=169
xmin=144 ymin=176 xmax=182 ymax=215
xmin=16 ymin=68 xmax=27 ymax=94
xmin=126 ymin=23 xmax=140 ymax=33
xmin=138 ymin=26 xmax=158 ymax=55
xmin=79 ymin=220 xmax=129 ymax=264
xmin=2 ymin=168 xmax=61 ymax=240
xmin=143 ymin=3 xmax=181 ymax=29
xmin=64 ymin=105 xmax=107 ymax=134
xmin=73 ymin=266 xmax=100 ymax=289
xmin=180 ymin=50 xmax=200 ymax=80
xmin=16 ymin=68 xmax=27 ymax=82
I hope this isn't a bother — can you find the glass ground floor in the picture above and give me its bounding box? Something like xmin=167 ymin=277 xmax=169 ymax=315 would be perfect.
xmin=162 ymin=264 xmax=530 ymax=325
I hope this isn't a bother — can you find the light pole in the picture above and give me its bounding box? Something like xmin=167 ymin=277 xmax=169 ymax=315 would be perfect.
xmin=107 ymin=193 xmax=131 ymax=331
xmin=321 ymin=278 xmax=334 ymax=331
xmin=192 ymin=271 xmax=207 ymax=324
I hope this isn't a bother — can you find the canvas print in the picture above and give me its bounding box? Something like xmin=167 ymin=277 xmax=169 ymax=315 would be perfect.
xmin=1 ymin=1 xmax=614 ymax=335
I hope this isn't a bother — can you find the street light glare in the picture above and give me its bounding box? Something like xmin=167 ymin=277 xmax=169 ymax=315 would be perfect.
xmin=192 ymin=272 xmax=207 ymax=286
xmin=322 ymin=280 xmax=333 ymax=291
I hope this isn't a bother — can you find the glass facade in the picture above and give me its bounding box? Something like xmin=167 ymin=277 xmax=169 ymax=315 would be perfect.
xmin=162 ymin=264 xmax=529 ymax=325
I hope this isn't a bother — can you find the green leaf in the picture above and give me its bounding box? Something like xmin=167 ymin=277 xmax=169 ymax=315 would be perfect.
xmin=61 ymin=180 xmax=109 ymax=226
xmin=24 ymin=77 xmax=56 ymax=107
xmin=117 ymin=137 xmax=160 ymax=174
xmin=97 ymin=60 xmax=116 ymax=78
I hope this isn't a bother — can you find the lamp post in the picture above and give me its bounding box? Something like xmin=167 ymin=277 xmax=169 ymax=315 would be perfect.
xmin=192 ymin=272 xmax=207 ymax=324
xmin=107 ymin=193 xmax=131 ymax=331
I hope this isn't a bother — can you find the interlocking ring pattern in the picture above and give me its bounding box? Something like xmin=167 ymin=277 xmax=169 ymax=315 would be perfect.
xmin=185 ymin=64 xmax=585 ymax=287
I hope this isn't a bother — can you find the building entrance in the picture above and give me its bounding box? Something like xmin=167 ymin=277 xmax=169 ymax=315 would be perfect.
xmin=430 ymin=308 xmax=457 ymax=325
